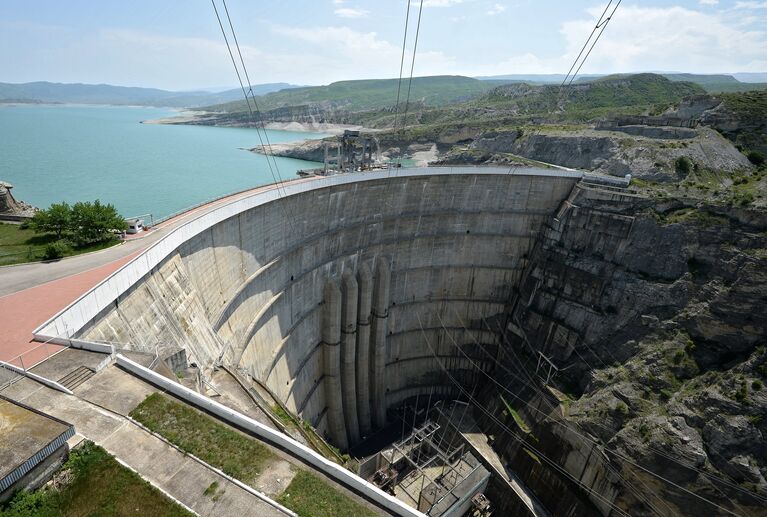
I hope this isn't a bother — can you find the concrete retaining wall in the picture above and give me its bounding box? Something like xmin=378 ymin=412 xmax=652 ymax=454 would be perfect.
xmin=115 ymin=354 xmax=422 ymax=517
xmin=35 ymin=167 xmax=581 ymax=437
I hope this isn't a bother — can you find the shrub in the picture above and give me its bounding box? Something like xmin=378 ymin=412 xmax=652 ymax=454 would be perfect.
xmin=674 ymin=157 xmax=693 ymax=176
xmin=43 ymin=241 xmax=71 ymax=260
xmin=747 ymin=150 xmax=765 ymax=166
xmin=752 ymin=380 xmax=763 ymax=391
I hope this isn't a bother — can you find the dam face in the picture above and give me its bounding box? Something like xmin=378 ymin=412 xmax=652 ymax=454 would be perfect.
xmin=51 ymin=168 xmax=580 ymax=443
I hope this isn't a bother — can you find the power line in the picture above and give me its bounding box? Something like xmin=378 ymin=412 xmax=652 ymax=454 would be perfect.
xmin=210 ymin=0 xmax=297 ymax=234
xmin=391 ymin=0 xmax=413 ymax=146
xmin=401 ymin=0 xmax=425 ymax=137
xmin=559 ymin=1 xmax=616 ymax=90
xmin=415 ymin=312 xmax=634 ymax=517
xmin=558 ymin=0 xmax=622 ymax=104
xmin=442 ymin=308 xmax=758 ymax=513
xmin=422 ymin=311 xmax=745 ymax=517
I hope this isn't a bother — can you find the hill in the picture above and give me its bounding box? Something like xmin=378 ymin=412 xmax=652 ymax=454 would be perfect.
xmin=474 ymin=73 xmax=706 ymax=117
xmin=476 ymin=72 xmax=767 ymax=94
xmin=204 ymin=75 xmax=508 ymax=113
xmin=0 ymin=81 xmax=300 ymax=107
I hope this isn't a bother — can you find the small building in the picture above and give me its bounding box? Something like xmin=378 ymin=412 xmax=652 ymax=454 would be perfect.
xmin=125 ymin=218 xmax=144 ymax=234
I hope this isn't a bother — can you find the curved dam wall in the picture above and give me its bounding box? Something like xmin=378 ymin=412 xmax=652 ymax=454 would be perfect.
xmin=36 ymin=167 xmax=581 ymax=443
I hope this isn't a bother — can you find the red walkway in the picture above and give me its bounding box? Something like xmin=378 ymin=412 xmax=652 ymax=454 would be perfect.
xmin=0 ymin=251 xmax=139 ymax=367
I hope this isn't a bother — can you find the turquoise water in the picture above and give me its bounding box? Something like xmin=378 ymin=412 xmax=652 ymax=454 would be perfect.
xmin=0 ymin=105 xmax=326 ymax=220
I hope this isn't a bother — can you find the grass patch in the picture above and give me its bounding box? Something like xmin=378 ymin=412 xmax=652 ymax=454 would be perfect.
xmin=500 ymin=395 xmax=532 ymax=434
xmin=0 ymin=222 xmax=119 ymax=266
xmin=663 ymin=208 xmax=729 ymax=227
xmin=130 ymin=392 xmax=273 ymax=482
xmin=272 ymin=404 xmax=295 ymax=428
xmin=277 ymin=470 xmax=376 ymax=517
xmin=0 ymin=441 xmax=192 ymax=517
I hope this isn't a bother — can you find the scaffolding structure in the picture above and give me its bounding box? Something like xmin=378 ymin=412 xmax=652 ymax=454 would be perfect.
xmin=365 ymin=403 xmax=492 ymax=516
xmin=323 ymin=130 xmax=376 ymax=174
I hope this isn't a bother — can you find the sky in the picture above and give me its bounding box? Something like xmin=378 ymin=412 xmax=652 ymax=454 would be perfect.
xmin=1 ymin=0 xmax=766 ymax=91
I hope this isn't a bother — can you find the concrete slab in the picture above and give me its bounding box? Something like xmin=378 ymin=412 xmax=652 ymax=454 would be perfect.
xmin=29 ymin=348 xmax=108 ymax=383
xmin=253 ymin=460 xmax=297 ymax=499
xmin=76 ymin=366 xmax=154 ymax=416
xmin=0 ymin=395 xmax=72 ymax=486
xmin=4 ymin=383 xmax=289 ymax=516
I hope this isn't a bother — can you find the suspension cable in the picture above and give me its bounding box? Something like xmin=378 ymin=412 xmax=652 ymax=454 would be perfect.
xmin=210 ymin=0 xmax=297 ymax=233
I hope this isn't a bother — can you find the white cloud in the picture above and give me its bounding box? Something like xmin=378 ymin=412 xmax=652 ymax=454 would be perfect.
xmin=423 ymin=0 xmax=464 ymax=7
xmin=487 ymin=3 xmax=506 ymax=15
xmin=699 ymin=0 xmax=718 ymax=5
xmin=334 ymin=7 xmax=369 ymax=18
xmin=560 ymin=4 xmax=767 ymax=73
xmin=467 ymin=4 xmax=767 ymax=76
xmin=270 ymin=25 xmax=456 ymax=83
xmin=734 ymin=1 xmax=767 ymax=8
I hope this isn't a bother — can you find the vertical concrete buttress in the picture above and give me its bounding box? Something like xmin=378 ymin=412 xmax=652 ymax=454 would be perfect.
xmin=322 ymin=280 xmax=348 ymax=450
xmin=370 ymin=257 xmax=391 ymax=429
xmin=355 ymin=263 xmax=373 ymax=437
xmin=340 ymin=272 xmax=361 ymax=445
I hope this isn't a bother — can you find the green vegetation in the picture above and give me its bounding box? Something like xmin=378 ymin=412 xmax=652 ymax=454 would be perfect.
xmin=0 ymin=199 xmax=127 ymax=265
xmin=674 ymin=156 xmax=693 ymax=176
xmin=209 ymin=75 xmax=506 ymax=113
xmin=0 ymin=441 xmax=192 ymax=517
xmin=277 ymin=470 xmax=376 ymax=517
xmin=747 ymin=151 xmax=765 ymax=166
xmin=662 ymin=73 xmax=767 ymax=93
xmin=30 ymin=200 xmax=127 ymax=247
xmin=271 ymin=404 xmax=295 ymax=428
xmin=0 ymin=222 xmax=118 ymax=266
xmin=202 ymin=481 xmax=224 ymax=502
xmin=129 ymin=392 xmax=273 ymax=482
xmin=500 ymin=395 xmax=532 ymax=434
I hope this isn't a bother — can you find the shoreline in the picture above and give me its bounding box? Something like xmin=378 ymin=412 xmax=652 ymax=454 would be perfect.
xmin=142 ymin=110 xmax=373 ymax=135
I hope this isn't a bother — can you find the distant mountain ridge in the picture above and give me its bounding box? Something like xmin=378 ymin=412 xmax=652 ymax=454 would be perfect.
xmin=0 ymin=81 xmax=300 ymax=107
xmin=476 ymin=72 xmax=767 ymax=93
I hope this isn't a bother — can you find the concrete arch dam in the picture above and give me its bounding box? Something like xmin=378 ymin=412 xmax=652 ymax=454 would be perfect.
xmin=37 ymin=167 xmax=581 ymax=448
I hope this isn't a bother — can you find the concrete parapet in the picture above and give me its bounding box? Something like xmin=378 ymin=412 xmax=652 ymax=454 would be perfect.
xmin=322 ymin=280 xmax=347 ymax=450
xmin=114 ymin=354 xmax=422 ymax=517
xmin=355 ymin=263 xmax=373 ymax=436
xmin=340 ymin=272 xmax=360 ymax=445
xmin=370 ymin=258 xmax=391 ymax=429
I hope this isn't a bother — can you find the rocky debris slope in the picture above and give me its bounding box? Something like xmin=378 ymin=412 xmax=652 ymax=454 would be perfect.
xmin=493 ymin=183 xmax=767 ymax=516
xmin=438 ymin=127 xmax=752 ymax=181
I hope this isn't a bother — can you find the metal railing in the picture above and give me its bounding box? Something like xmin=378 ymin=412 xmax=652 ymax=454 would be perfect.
xmin=0 ymin=335 xmax=69 ymax=391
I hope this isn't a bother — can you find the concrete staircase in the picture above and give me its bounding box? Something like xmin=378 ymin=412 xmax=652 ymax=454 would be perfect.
xmin=57 ymin=366 xmax=95 ymax=391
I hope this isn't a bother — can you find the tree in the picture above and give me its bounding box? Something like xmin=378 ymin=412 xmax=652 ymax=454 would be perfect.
xmin=28 ymin=202 xmax=71 ymax=239
xmin=70 ymin=200 xmax=127 ymax=245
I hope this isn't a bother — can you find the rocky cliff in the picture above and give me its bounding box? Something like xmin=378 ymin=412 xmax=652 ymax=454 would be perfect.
xmin=485 ymin=181 xmax=767 ymax=515
xmin=438 ymin=127 xmax=752 ymax=181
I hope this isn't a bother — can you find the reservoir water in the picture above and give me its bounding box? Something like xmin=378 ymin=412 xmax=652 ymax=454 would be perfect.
xmin=0 ymin=105 xmax=326 ymax=220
